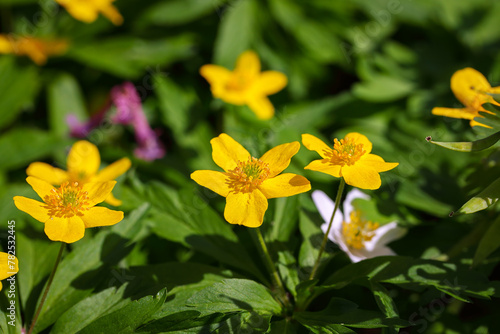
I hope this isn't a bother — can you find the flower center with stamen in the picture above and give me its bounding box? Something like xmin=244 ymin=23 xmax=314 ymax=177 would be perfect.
xmin=324 ymin=137 xmax=365 ymax=166
xmin=226 ymin=157 xmax=271 ymax=193
xmin=342 ymin=210 xmax=379 ymax=250
xmin=43 ymin=181 xmax=90 ymax=218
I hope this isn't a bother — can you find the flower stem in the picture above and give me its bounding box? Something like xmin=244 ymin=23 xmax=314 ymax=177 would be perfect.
xmin=28 ymin=242 xmax=65 ymax=334
xmin=254 ymin=228 xmax=289 ymax=307
xmin=309 ymin=179 xmax=345 ymax=280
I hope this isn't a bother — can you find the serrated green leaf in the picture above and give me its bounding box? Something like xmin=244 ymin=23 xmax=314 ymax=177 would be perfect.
xmin=186 ymin=279 xmax=282 ymax=317
xmin=78 ymin=289 xmax=167 ymax=334
xmin=429 ymin=130 xmax=500 ymax=152
xmin=473 ymin=215 xmax=500 ymax=266
xmin=457 ymin=176 xmax=500 ymax=214
xmin=32 ymin=204 xmax=150 ymax=332
xmin=369 ymin=281 xmax=399 ymax=334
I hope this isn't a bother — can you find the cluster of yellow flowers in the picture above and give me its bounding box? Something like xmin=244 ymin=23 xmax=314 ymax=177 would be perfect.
xmin=191 ymin=132 xmax=398 ymax=228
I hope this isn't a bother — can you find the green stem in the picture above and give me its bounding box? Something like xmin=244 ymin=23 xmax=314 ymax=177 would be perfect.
xmin=254 ymin=228 xmax=289 ymax=307
xmin=28 ymin=242 xmax=65 ymax=334
xmin=309 ymin=179 xmax=345 ymax=280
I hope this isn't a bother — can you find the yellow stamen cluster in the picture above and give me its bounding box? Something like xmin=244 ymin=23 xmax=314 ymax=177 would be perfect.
xmin=342 ymin=210 xmax=379 ymax=250
xmin=43 ymin=181 xmax=90 ymax=218
xmin=226 ymin=157 xmax=270 ymax=193
xmin=325 ymin=138 xmax=365 ymax=166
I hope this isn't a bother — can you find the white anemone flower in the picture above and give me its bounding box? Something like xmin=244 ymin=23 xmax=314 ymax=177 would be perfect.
xmin=312 ymin=189 xmax=406 ymax=263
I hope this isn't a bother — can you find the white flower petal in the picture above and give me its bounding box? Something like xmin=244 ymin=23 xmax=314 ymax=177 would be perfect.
xmin=364 ymin=221 xmax=407 ymax=252
xmin=343 ymin=188 xmax=370 ymax=219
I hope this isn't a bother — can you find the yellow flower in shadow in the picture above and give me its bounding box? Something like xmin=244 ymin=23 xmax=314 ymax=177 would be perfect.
xmin=14 ymin=177 xmax=123 ymax=243
xmin=56 ymin=0 xmax=123 ymax=25
xmin=302 ymin=133 xmax=398 ymax=190
xmin=26 ymin=140 xmax=131 ymax=206
xmin=191 ymin=133 xmax=310 ymax=227
xmin=0 ymin=252 xmax=19 ymax=291
xmin=200 ymin=51 xmax=288 ymax=120
xmin=0 ymin=34 xmax=67 ymax=65
xmin=432 ymin=68 xmax=500 ymax=127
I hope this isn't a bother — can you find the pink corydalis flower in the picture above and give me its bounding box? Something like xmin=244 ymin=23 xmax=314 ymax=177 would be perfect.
xmin=110 ymin=81 xmax=139 ymax=124
xmin=66 ymin=82 xmax=165 ymax=161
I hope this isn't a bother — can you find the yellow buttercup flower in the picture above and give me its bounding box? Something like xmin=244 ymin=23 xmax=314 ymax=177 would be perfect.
xmin=200 ymin=51 xmax=288 ymax=120
xmin=302 ymin=133 xmax=398 ymax=190
xmin=0 ymin=34 xmax=67 ymax=65
xmin=14 ymin=177 xmax=123 ymax=243
xmin=56 ymin=0 xmax=123 ymax=25
xmin=26 ymin=140 xmax=131 ymax=206
xmin=0 ymin=252 xmax=18 ymax=291
xmin=432 ymin=67 xmax=500 ymax=127
xmin=191 ymin=133 xmax=310 ymax=227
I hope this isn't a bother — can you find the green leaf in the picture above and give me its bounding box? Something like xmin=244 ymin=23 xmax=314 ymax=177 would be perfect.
xmin=214 ymin=0 xmax=257 ymax=67
xmin=139 ymin=0 xmax=226 ymax=26
xmin=32 ymin=204 xmax=151 ymax=332
xmin=295 ymin=298 xmax=406 ymax=332
xmin=352 ymin=75 xmax=415 ymax=102
xmin=276 ymin=249 xmax=300 ymax=297
xmin=473 ymin=215 xmax=500 ymax=266
xmin=0 ymin=128 xmax=69 ymax=171
xmin=154 ymin=75 xmax=196 ymax=136
xmin=0 ymin=57 xmax=39 ymax=129
xmin=298 ymin=210 xmax=323 ymax=280
xmin=457 ymin=176 xmax=500 ymax=215
xmin=51 ymin=285 xmax=130 ymax=334
xmin=77 ymin=289 xmax=167 ymax=334
xmin=268 ymin=196 xmax=300 ymax=242
xmin=428 ymin=130 xmax=500 ymax=152
xmin=186 ymin=279 xmax=282 ymax=317
xmin=68 ymin=36 xmax=195 ymax=78
xmin=322 ymin=256 xmax=497 ymax=302
xmin=213 ymin=312 xmax=272 ymax=334
xmin=267 ymin=319 xmax=298 ymax=334
xmin=47 ymin=73 xmax=88 ymax=138
xmin=369 ymin=281 xmax=399 ymax=334
xmin=147 ymin=182 xmax=265 ymax=282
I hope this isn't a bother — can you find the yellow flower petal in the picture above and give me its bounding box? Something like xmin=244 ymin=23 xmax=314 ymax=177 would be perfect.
xmin=83 ymin=181 xmax=116 ymax=206
xmin=26 ymin=162 xmax=69 ymax=185
xmin=345 ymin=132 xmax=372 ymax=155
xmin=431 ymin=107 xmax=476 ymax=120
xmin=95 ymin=158 xmax=131 ymax=181
xmin=0 ymin=35 xmax=14 ymax=53
xmin=260 ymin=142 xmax=300 ymax=177
xmin=26 ymin=176 xmax=55 ymax=200
xmin=81 ymin=206 xmax=123 ymax=228
xmin=45 ymin=215 xmax=86 ymax=243
xmin=235 ymin=50 xmax=261 ymax=79
xmin=67 ymin=140 xmax=101 ymax=181
xmin=304 ymin=159 xmax=341 ymax=177
xmin=253 ymin=71 xmax=287 ymax=95
xmin=341 ymin=164 xmax=381 ymax=190
xmin=13 ymin=196 xmax=50 ymax=223
xmin=191 ymin=170 xmax=230 ymax=197
xmin=211 ymin=133 xmax=250 ymax=172
xmin=358 ymin=154 xmax=399 ymax=172
xmin=200 ymin=64 xmax=232 ymax=87
xmin=451 ymin=68 xmax=492 ymax=108
xmin=100 ymin=3 xmax=123 ymax=25
xmin=0 ymin=252 xmax=18 ymax=280
xmin=105 ymin=192 xmax=122 ymax=206
xmin=259 ymin=173 xmax=311 ymax=199
xmin=246 ymin=96 xmax=275 ymax=120
xmin=302 ymin=134 xmax=332 ymax=159
xmin=224 ymin=190 xmax=268 ymax=227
